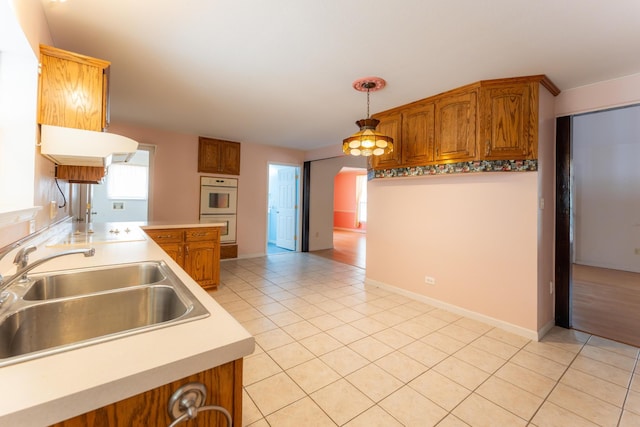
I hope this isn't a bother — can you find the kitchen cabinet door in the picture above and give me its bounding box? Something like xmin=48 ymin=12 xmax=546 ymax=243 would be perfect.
xmin=51 ymin=359 xmax=243 ymax=427
xmin=184 ymin=227 xmax=220 ymax=289
xmin=479 ymin=82 xmax=535 ymax=160
xmin=198 ymin=137 xmax=241 ymax=175
xmin=157 ymin=242 xmax=184 ymax=266
xmin=370 ymin=110 xmax=402 ymax=170
xmin=402 ymin=102 xmax=435 ymax=166
xmin=434 ymin=88 xmax=478 ymax=163
xmin=184 ymin=241 xmax=217 ymax=289
xmin=38 ymin=45 xmax=110 ymax=132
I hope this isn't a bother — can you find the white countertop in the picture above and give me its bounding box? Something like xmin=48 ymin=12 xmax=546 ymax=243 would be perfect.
xmin=0 ymin=221 xmax=254 ymax=425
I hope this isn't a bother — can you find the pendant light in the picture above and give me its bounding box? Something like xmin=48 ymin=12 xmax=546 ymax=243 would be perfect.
xmin=342 ymin=77 xmax=394 ymax=157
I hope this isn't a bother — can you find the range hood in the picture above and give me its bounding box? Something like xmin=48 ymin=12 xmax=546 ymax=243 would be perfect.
xmin=40 ymin=124 xmax=139 ymax=167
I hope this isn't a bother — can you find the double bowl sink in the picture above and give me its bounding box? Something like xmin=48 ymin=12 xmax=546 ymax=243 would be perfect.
xmin=0 ymin=261 xmax=209 ymax=367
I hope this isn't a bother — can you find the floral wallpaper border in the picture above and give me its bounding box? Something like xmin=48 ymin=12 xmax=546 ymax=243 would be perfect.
xmin=369 ymin=159 xmax=538 ymax=180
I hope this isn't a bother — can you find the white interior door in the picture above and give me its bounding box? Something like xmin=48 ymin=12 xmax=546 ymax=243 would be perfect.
xmin=275 ymin=167 xmax=298 ymax=250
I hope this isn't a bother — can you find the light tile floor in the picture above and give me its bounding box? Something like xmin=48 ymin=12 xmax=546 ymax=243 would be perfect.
xmin=209 ymin=253 xmax=640 ymax=427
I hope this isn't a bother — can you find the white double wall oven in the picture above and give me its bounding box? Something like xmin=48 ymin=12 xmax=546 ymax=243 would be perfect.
xmin=199 ymin=177 xmax=237 ymax=243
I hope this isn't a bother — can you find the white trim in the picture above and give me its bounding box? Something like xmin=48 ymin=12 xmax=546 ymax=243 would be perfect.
xmin=365 ymin=277 xmax=548 ymax=342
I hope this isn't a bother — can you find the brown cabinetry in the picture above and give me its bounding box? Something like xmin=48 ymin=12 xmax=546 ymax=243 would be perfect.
xmin=434 ymin=87 xmax=478 ymax=163
xmin=51 ymin=359 xmax=243 ymax=427
xmin=198 ymin=137 xmax=241 ymax=175
xmin=402 ymin=101 xmax=435 ymax=166
xmin=145 ymin=227 xmax=220 ymax=290
xmin=38 ymin=44 xmax=110 ymax=132
xmin=370 ymin=110 xmax=402 ymax=169
xmin=369 ymin=75 xmax=559 ymax=171
xmin=479 ymin=80 xmax=536 ymax=160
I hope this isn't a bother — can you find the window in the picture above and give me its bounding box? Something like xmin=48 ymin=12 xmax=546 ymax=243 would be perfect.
xmin=107 ymin=163 xmax=148 ymax=200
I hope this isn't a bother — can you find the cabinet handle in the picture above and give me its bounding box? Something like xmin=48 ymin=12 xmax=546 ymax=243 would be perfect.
xmin=156 ymin=235 xmax=173 ymax=239
xmin=435 ymin=147 xmax=439 ymax=157
xmin=485 ymin=140 xmax=491 ymax=156
xmin=191 ymin=232 xmax=208 ymax=237
xmin=185 ymin=245 xmax=189 ymax=256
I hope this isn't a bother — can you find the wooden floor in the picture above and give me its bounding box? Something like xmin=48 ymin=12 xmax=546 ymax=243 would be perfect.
xmin=572 ymin=263 xmax=640 ymax=347
xmin=311 ymin=229 xmax=366 ymax=269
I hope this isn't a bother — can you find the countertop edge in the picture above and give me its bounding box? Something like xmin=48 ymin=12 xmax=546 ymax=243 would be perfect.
xmin=0 ymin=222 xmax=254 ymax=425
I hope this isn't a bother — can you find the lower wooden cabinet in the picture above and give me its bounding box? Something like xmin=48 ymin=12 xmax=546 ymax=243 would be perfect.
xmin=220 ymin=244 xmax=238 ymax=259
xmin=51 ymin=359 xmax=243 ymax=427
xmin=145 ymin=227 xmax=220 ymax=290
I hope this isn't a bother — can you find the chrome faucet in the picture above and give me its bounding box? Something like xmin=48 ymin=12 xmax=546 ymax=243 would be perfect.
xmin=0 ymin=245 xmax=96 ymax=296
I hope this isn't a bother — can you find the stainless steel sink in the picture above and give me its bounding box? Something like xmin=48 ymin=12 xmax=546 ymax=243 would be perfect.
xmin=23 ymin=262 xmax=166 ymax=300
xmin=0 ymin=261 xmax=209 ymax=366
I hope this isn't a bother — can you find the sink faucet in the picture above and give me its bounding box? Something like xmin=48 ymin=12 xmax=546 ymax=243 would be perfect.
xmin=0 ymin=245 xmax=96 ymax=296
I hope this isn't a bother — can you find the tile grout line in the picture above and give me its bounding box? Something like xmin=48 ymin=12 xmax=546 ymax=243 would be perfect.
xmin=616 ymin=353 xmax=639 ymax=426
xmin=219 ymin=254 xmax=640 ymax=427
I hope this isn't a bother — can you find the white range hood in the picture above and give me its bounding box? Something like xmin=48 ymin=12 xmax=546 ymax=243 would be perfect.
xmin=40 ymin=124 xmax=139 ymax=167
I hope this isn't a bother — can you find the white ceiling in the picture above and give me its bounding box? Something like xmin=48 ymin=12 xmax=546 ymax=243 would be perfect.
xmin=40 ymin=0 xmax=640 ymax=152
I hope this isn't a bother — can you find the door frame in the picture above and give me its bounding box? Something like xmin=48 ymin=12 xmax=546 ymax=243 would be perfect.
xmin=555 ymin=115 xmax=572 ymax=328
xmin=266 ymin=162 xmax=301 ymax=253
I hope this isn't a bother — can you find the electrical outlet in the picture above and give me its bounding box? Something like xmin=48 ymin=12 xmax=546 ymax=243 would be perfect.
xmin=635 ymin=248 xmax=640 ymax=255
xmin=424 ymin=276 xmax=436 ymax=285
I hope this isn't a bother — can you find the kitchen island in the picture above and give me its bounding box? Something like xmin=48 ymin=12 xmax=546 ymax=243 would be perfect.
xmin=0 ymin=221 xmax=254 ymax=426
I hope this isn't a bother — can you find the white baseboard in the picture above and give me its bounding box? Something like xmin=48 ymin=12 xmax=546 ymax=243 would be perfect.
xmin=365 ymin=277 xmax=550 ymax=342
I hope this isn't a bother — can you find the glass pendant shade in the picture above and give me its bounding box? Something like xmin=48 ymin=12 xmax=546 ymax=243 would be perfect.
xmin=342 ymin=77 xmax=394 ymax=157
xmin=342 ymin=118 xmax=394 ymax=157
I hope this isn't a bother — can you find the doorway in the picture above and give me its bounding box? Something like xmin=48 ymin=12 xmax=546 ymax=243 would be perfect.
xmin=267 ymin=164 xmax=300 ymax=254
xmin=556 ymin=104 xmax=640 ymax=346
xmin=89 ymin=145 xmax=154 ymax=223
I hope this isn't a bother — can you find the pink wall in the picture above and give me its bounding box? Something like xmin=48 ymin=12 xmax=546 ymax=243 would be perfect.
xmin=236 ymin=143 xmax=304 ymax=256
xmin=108 ymin=122 xmax=305 ymax=257
xmin=333 ymin=170 xmax=366 ymax=230
xmin=555 ymin=73 xmax=640 ymax=117
xmin=108 ymin=123 xmax=200 ymax=223
xmin=366 ymin=84 xmax=558 ymax=338
xmin=367 ymin=173 xmax=540 ymax=333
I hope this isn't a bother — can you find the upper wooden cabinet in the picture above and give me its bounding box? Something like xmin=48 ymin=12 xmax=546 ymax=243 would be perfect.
xmin=38 ymin=45 xmax=111 ymax=132
xmin=370 ymin=110 xmax=402 ymax=169
xmin=479 ymin=80 xmax=535 ymax=160
xmin=435 ymin=88 xmax=478 ymax=163
xmin=369 ymin=75 xmax=559 ymax=170
xmin=402 ymin=101 xmax=435 ymax=166
xmin=198 ymin=137 xmax=241 ymax=175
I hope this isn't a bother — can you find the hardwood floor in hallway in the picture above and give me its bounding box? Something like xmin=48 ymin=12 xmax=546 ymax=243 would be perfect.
xmin=311 ymin=229 xmax=366 ymax=269
xmin=572 ymin=263 xmax=640 ymax=347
